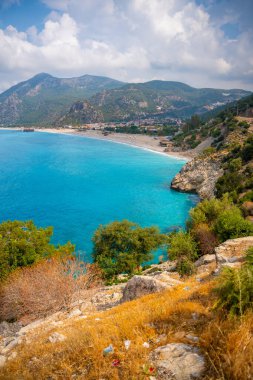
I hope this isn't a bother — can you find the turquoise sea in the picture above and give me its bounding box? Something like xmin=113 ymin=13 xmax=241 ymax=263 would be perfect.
xmin=0 ymin=130 xmax=197 ymax=261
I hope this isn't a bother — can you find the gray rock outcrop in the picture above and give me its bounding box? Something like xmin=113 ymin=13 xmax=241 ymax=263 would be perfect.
xmin=171 ymin=155 xmax=223 ymax=199
xmin=195 ymin=254 xmax=216 ymax=267
xmin=121 ymin=275 xmax=181 ymax=302
xmin=149 ymin=343 xmax=205 ymax=380
xmin=215 ymin=236 xmax=253 ymax=268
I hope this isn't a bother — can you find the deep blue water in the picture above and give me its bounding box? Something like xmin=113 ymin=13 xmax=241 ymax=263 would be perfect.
xmin=0 ymin=130 xmax=197 ymax=261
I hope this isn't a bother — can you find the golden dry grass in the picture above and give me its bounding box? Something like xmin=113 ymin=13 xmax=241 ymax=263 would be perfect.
xmin=0 ymin=278 xmax=252 ymax=380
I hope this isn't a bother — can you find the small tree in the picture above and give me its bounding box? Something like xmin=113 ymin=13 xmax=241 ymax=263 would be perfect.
xmin=92 ymin=220 xmax=165 ymax=279
xmin=0 ymin=220 xmax=75 ymax=280
xmin=168 ymin=231 xmax=198 ymax=275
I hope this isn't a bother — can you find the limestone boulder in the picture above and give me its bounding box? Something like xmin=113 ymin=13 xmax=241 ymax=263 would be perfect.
xmin=121 ymin=275 xmax=178 ymax=302
xmin=149 ymin=343 xmax=205 ymax=380
xmin=194 ymin=254 xmax=216 ymax=267
xmin=215 ymin=236 xmax=253 ymax=267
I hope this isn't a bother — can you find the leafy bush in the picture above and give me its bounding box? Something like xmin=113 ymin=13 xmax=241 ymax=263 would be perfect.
xmin=214 ymin=248 xmax=253 ymax=316
xmin=176 ymin=256 xmax=196 ymax=276
xmin=211 ymin=128 xmax=221 ymax=138
xmin=92 ymin=220 xmax=165 ymax=280
xmin=200 ymin=147 xmax=216 ymax=158
xmin=168 ymin=231 xmax=198 ymax=275
xmin=228 ymin=157 xmax=242 ymax=172
xmin=238 ymin=121 xmax=250 ymax=129
xmin=241 ymin=135 xmax=253 ymax=162
xmin=0 ymin=220 xmax=75 ymax=280
xmin=214 ymin=208 xmax=253 ymax=241
xmin=188 ymin=195 xmax=232 ymax=228
xmin=240 ymin=190 xmax=253 ymax=203
xmin=215 ymin=172 xmax=242 ymax=198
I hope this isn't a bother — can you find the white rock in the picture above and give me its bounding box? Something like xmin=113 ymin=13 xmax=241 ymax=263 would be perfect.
xmin=149 ymin=343 xmax=205 ymax=380
xmin=18 ymin=319 xmax=45 ymax=335
xmin=1 ymin=338 xmax=19 ymax=354
xmin=0 ymin=355 xmax=6 ymax=367
xmin=48 ymin=332 xmax=66 ymax=343
xmin=8 ymin=351 xmax=17 ymax=360
xmin=186 ymin=334 xmax=199 ymax=343
xmin=68 ymin=308 xmax=82 ymax=318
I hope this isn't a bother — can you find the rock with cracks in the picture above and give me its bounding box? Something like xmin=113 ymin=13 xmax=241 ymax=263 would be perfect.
xmin=149 ymin=343 xmax=205 ymax=380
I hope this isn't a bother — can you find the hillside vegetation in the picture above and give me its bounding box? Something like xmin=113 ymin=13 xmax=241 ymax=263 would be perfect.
xmin=59 ymin=80 xmax=250 ymax=124
xmin=0 ymin=73 xmax=250 ymax=126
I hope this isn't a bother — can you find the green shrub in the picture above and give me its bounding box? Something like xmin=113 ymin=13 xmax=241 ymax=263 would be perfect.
xmin=241 ymin=135 xmax=253 ymax=162
xmin=168 ymin=231 xmax=198 ymax=275
xmin=200 ymin=147 xmax=216 ymax=158
xmin=214 ymin=208 xmax=253 ymax=242
xmin=211 ymin=128 xmax=221 ymax=138
xmin=228 ymin=158 xmax=242 ymax=172
xmin=240 ymin=190 xmax=253 ymax=203
xmin=216 ymin=172 xmax=242 ymax=198
xmin=188 ymin=195 xmax=232 ymax=228
xmin=176 ymin=256 xmax=196 ymax=276
xmin=214 ymin=248 xmax=253 ymax=316
xmin=238 ymin=121 xmax=250 ymax=129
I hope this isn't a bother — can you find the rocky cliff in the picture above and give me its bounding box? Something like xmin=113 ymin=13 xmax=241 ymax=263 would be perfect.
xmin=57 ymin=100 xmax=104 ymax=124
xmin=170 ymin=154 xmax=223 ymax=199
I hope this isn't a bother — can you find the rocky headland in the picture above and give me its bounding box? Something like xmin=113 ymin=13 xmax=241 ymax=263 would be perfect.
xmin=170 ymin=153 xmax=223 ymax=199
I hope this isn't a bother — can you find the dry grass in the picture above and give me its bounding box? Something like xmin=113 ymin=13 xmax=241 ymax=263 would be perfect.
xmin=0 ymin=258 xmax=102 ymax=323
xmin=201 ymin=312 xmax=253 ymax=380
xmin=0 ymin=278 xmax=252 ymax=379
xmin=0 ymin=279 xmax=210 ymax=379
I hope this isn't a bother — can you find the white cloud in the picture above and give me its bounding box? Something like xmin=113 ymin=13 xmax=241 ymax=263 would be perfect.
xmin=0 ymin=0 xmax=252 ymax=92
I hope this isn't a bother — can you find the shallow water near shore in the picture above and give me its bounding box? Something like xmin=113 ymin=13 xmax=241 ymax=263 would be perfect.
xmin=0 ymin=130 xmax=197 ymax=261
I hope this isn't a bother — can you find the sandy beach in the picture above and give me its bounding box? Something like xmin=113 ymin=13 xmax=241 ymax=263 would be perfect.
xmin=35 ymin=128 xmax=194 ymax=160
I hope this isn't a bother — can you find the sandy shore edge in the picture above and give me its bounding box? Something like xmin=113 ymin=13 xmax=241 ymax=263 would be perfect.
xmin=34 ymin=128 xmax=194 ymax=160
xmin=1 ymin=127 xmax=194 ymax=160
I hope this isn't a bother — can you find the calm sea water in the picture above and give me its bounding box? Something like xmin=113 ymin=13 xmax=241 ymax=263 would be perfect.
xmin=0 ymin=130 xmax=197 ymax=261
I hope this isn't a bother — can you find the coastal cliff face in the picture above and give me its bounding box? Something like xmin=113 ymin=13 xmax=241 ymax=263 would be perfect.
xmin=170 ymin=155 xmax=223 ymax=199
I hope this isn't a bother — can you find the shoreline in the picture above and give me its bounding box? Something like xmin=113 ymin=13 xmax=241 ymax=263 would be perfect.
xmin=1 ymin=127 xmax=195 ymax=160
xmin=34 ymin=128 xmax=195 ymax=161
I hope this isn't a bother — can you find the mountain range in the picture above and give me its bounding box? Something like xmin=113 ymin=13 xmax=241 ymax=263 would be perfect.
xmin=0 ymin=73 xmax=124 ymax=126
xmin=0 ymin=73 xmax=251 ymax=126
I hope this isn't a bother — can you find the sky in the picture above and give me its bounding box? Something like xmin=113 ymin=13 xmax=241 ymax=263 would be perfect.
xmin=0 ymin=0 xmax=253 ymax=93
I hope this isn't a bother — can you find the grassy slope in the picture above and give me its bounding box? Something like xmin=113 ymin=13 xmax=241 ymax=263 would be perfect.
xmin=0 ymin=276 xmax=252 ymax=379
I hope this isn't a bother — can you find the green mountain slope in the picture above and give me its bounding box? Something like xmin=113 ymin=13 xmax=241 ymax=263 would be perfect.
xmin=60 ymin=80 xmax=251 ymax=124
xmin=0 ymin=73 xmax=124 ymax=126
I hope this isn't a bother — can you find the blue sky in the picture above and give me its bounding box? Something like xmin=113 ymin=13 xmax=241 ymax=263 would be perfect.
xmin=0 ymin=0 xmax=252 ymax=92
